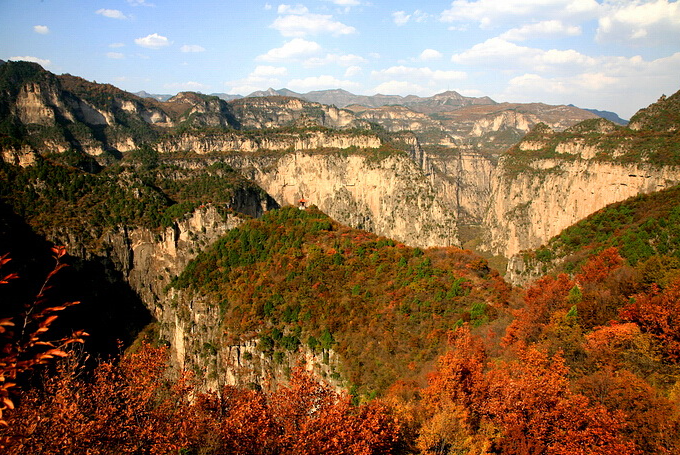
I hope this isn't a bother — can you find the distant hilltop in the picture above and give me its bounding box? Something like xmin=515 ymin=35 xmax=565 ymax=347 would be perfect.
xmin=136 ymin=87 xmax=497 ymax=114
xmin=569 ymin=104 xmax=628 ymax=125
xmin=136 ymin=87 xmax=627 ymax=123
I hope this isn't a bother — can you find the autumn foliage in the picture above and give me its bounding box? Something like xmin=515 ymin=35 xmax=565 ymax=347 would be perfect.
xmin=2 ymin=236 xmax=680 ymax=454
xmin=3 ymin=344 xmax=402 ymax=454
xmin=0 ymin=247 xmax=86 ymax=428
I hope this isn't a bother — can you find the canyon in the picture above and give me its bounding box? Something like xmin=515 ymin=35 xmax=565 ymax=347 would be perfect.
xmin=2 ymin=60 xmax=680 ymax=392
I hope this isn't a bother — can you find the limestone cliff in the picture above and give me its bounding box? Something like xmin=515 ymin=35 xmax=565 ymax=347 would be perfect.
xmin=483 ymin=150 xmax=680 ymax=261
xmin=43 ymin=197 xmax=342 ymax=390
xmin=417 ymin=147 xmax=496 ymax=223
xmin=155 ymin=129 xmax=382 ymax=154
xmin=347 ymin=102 xmax=597 ymax=149
xmin=228 ymin=96 xmax=370 ymax=130
xmin=195 ymin=150 xmax=461 ymax=248
xmin=162 ymin=287 xmax=342 ymax=392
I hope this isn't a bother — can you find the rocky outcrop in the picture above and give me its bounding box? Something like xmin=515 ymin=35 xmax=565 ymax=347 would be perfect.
xmin=347 ymin=102 xmax=598 ymax=149
xmin=483 ymin=158 xmax=680 ymax=259
xmin=350 ymin=105 xmax=443 ymax=133
xmin=155 ymin=130 xmax=382 ymax=154
xmin=162 ymin=289 xmax=343 ymax=392
xmin=419 ymin=148 xmax=496 ymax=223
xmin=48 ymin=205 xmax=246 ymax=305
xmin=228 ymin=96 xmax=370 ymax=130
xmin=1 ymin=144 xmax=39 ymax=167
xmin=219 ymin=151 xmax=459 ymax=248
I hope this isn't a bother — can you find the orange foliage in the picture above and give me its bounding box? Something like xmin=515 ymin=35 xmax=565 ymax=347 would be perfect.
xmin=418 ymin=328 xmax=639 ymax=455
xmin=620 ymin=276 xmax=680 ymax=361
xmin=0 ymin=247 xmax=86 ymax=432
xmin=575 ymin=247 xmax=625 ymax=286
xmin=484 ymin=348 xmax=637 ymax=455
xmin=577 ymin=368 xmax=680 ymax=454
xmin=585 ymin=322 xmax=647 ymax=366
xmin=503 ymin=273 xmax=575 ymax=347
xmin=3 ymin=345 xmax=402 ymax=454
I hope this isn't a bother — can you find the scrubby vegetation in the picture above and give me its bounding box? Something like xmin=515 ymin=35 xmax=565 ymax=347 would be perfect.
xmin=519 ymin=184 xmax=680 ymax=278
xmin=3 ymin=221 xmax=679 ymax=454
xmin=501 ymin=93 xmax=680 ymax=177
xmin=0 ymin=154 xmax=259 ymax=236
xmin=172 ymin=206 xmax=509 ymax=395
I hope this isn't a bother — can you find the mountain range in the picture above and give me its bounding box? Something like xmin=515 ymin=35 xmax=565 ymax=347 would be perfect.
xmin=135 ymin=86 xmax=627 ymax=124
xmin=2 ymin=59 xmax=680 ymax=454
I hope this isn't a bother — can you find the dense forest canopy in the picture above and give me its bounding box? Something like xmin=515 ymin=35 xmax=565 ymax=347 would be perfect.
xmin=1 ymin=61 xmax=680 ymax=454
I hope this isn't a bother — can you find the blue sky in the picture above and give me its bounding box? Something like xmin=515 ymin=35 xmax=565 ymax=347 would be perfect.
xmin=1 ymin=0 xmax=679 ymax=119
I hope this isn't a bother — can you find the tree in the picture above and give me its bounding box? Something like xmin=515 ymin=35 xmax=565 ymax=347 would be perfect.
xmin=0 ymin=247 xmax=86 ymax=431
xmin=620 ymin=276 xmax=680 ymax=361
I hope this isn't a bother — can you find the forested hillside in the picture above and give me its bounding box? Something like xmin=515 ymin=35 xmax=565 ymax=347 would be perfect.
xmin=171 ymin=206 xmax=509 ymax=395
xmin=1 ymin=61 xmax=680 ymax=454
xmin=3 ymin=206 xmax=679 ymax=453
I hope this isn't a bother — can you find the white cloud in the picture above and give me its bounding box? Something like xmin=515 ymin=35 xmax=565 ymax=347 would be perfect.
xmin=135 ymin=33 xmax=171 ymax=49
xmin=451 ymin=38 xmax=546 ymax=68
xmin=226 ymin=66 xmax=289 ymax=94
xmin=252 ymin=65 xmax=288 ymax=77
xmin=127 ymin=0 xmax=154 ymax=6
xmin=373 ymin=80 xmax=427 ymax=96
xmin=109 ymin=42 xmax=125 ymax=48
xmin=393 ymin=10 xmax=428 ymax=26
xmin=288 ymin=75 xmax=361 ymax=91
xmin=327 ymin=0 xmax=361 ymax=6
xmin=106 ymin=52 xmax=125 ymax=59
xmin=500 ymin=51 xmax=680 ymax=118
xmin=271 ymin=10 xmax=356 ymax=37
xmin=370 ymin=66 xmax=466 ymax=97
xmin=180 ymin=44 xmax=206 ymax=53
xmin=452 ymin=37 xmax=606 ymax=73
xmin=257 ymin=38 xmax=322 ymax=62
xmin=420 ymin=49 xmax=443 ymax=60
xmin=33 ymin=25 xmax=49 ymax=34
xmin=96 ymin=9 xmax=128 ymax=19
xmin=393 ymin=11 xmax=411 ymax=26
xmin=304 ymin=53 xmax=367 ymax=67
xmin=373 ymin=66 xmax=467 ymax=82
xmin=163 ymin=81 xmax=210 ymax=92
xmin=278 ymin=4 xmax=309 ymax=14
xmin=500 ymin=20 xmax=581 ymax=41
xmin=508 ymin=72 xmax=617 ymax=94
xmin=10 ymin=56 xmax=51 ymax=67
xmin=596 ymin=0 xmax=680 ymax=45
xmin=440 ymin=0 xmax=600 ymax=27
xmin=345 ymin=65 xmax=362 ymax=77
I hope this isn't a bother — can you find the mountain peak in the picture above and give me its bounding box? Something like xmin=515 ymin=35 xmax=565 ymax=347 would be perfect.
xmin=629 ymin=89 xmax=680 ymax=132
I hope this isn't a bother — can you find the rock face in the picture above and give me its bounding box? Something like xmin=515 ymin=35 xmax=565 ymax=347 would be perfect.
xmin=156 ymin=130 xmax=382 ymax=154
xmin=418 ymin=147 xmax=496 ymax=223
xmin=160 ymin=288 xmax=342 ymax=392
xmin=49 ymin=205 xmax=247 ymax=307
xmin=219 ymin=151 xmax=461 ymax=248
xmin=48 ymin=199 xmax=343 ymax=392
xmin=348 ymin=102 xmax=598 ymax=148
xmin=483 ymin=157 xmax=680 ymax=259
xmin=228 ymin=96 xmax=370 ymax=130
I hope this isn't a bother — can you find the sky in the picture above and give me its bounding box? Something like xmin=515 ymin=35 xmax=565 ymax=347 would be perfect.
xmin=1 ymin=0 xmax=680 ymax=119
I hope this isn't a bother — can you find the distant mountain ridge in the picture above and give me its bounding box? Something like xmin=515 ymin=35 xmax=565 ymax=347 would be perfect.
xmin=569 ymin=104 xmax=628 ymax=125
xmin=137 ymin=87 xmax=626 ymax=123
xmin=222 ymin=87 xmax=496 ymax=113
